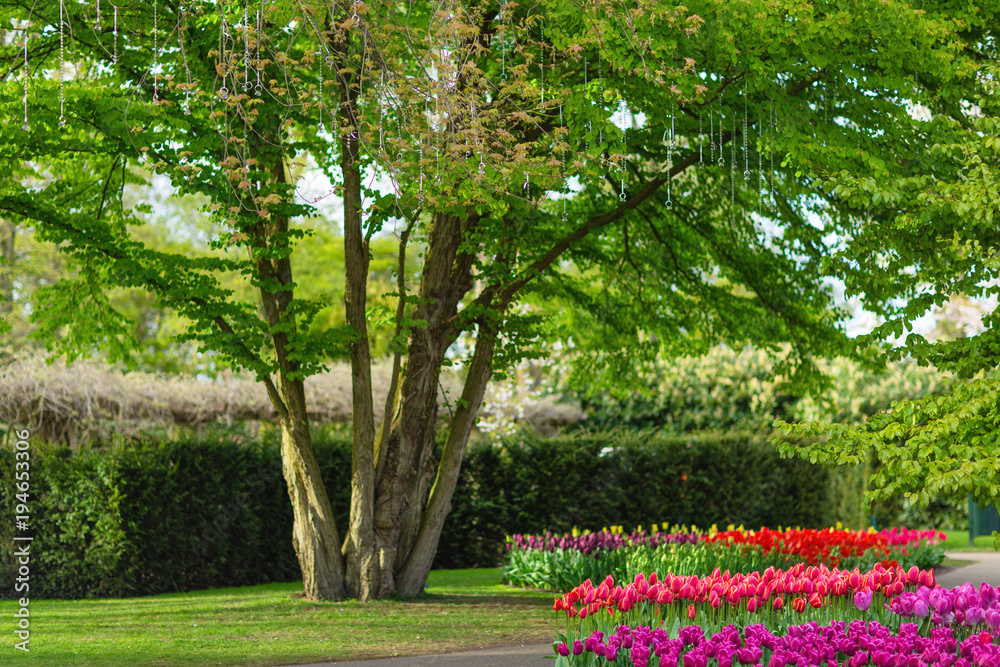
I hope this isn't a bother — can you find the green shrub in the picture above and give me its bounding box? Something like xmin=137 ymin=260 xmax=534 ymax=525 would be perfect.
xmin=435 ymin=429 xmax=859 ymax=569
xmin=0 ymin=432 xmax=353 ymax=599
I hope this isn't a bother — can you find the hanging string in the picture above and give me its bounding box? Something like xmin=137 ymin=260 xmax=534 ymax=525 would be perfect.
xmin=96 ymin=0 xmax=101 ymax=30
xmin=255 ymin=8 xmax=263 ymax=95
xmin=710 ymin=106 xmax=715 ymax=165
xmin=113 ymin=5 xmax=118 ymax=66
xmin=597 ymin=53 xmax=604 ymax=146
xmin=153 ymin=0 xmax=159 ymax=103
xmin=757 ymin=120 xmax=763 ymax=215
xmin=242 ymin=3 xmax=251 ymax=91
xmin=560 ymin=102 xmax=567 ymax=220
xmin=318 ymin=56 xmax=325 ymax=132
xmin=731 ymin=111 xmax=737 ymax=223
xmin=699 ymin=113 xmax=703 ymax=164
xmin=770 ymin=101 xmax=777 ymax=214
xmin=219 ymin=11 xmax=230 ymax=100
xmin=539 ymin=22 xmax=544 ymax=104
xmin=59 ymin=0 xmax=65 ymax=127
xmin=500 ymin=33 xmax=507 ymax=81
xmin=22 ymin=24 xmax=29 ymax=131
xmin=179 ymin=33 xmax=192 ymax=115
xmin=584 ymin=57 xmax=591 ymax=145
xmin=418 ymin=144 xmax=425 ymax=203
xmin=743 ymin=83 xmax=750 ymax=180
xmin=664 ymin=109 xmax=674 ymax=209
xmin=718 ymin=111 xmax=725 ymax=167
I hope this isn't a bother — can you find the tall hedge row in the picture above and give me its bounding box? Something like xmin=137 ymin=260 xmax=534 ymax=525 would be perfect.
xmin=0 ymin=429 xmax=852 ymax=598
xmin=435 ymin=430 xmax=846 ymax=569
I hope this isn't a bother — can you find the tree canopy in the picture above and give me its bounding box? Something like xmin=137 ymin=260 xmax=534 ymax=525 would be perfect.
xmin=2 ymin=0 xmax=999 ymax=597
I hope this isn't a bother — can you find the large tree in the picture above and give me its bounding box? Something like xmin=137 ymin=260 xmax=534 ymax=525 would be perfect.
xmin=1 ymin=0 xmax=994 ymax=598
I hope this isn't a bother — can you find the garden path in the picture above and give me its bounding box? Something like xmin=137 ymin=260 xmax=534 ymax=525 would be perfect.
xmin=304 ymin=641 xmax=553 ymax=666
xmin=936 ymin=551 xmax=1000 ymax=590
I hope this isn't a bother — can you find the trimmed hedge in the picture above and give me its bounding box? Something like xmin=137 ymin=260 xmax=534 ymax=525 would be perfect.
xmin=0 ymin=428 xmax=851 ymax=598
xmin=436 ymin=430 xmax=845 ymax=569
xmin=0 ymin=433 xmax=351 ymax=599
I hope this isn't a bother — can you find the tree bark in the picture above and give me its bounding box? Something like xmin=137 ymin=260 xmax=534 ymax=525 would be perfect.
xmin=256 ymin=152 xmax=347 ymax=601
xmin=279 ymin=378 xmax=347 ymax=601
xmin=367 ymin=211 xmax=478 ymax=596
xmin=338 ymin=41 xmax=378 ymax=600
xmin=396 ymin=320 xmax=498 ymax=595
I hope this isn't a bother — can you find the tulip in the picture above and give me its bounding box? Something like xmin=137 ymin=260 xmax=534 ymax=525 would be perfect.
xmin=793 ymin=597 xmax=806 ymax=613
xmin=773 ymin=596 xmax=784 ymax=611
xmin=854 ymin=590 xmax=873 ymax=612
xmin=687 ymin=603 xmax=696 ymax=620
xmin=555 ymin=642 xmax=569 ymax=657
xmin=985 ymin=609 xmax=1000 ymax=630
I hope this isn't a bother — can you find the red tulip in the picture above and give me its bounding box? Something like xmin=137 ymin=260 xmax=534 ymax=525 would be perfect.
xmin=793 ymin=597 xmax=806 ymax=613
xmin=773 ymin=596 xmax=784 ymax=611
xmin=687 ymin=603 xmax=696 ymax=620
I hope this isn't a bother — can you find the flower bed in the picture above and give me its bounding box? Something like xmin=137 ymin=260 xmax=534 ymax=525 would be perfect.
xmin=553 ymin=563 xmax=930 ymax=637
xmin=551 ymin=576 xmax=1000 ymax=665
xmin=705 ymin=526 xmax=947 ymax=571
xmin=507 ymin=531 xmax=792 ymax=593
xmin=506 ymin=526 xmax=946 ymax=592
xmin=554 ymin=621 xmax=1000 ymax=667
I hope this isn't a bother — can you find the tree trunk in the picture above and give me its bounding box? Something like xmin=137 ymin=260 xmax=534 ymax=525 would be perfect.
xmin=361 ymin=212 xmax=478 ymax=598
xmin=279 ymin=378 xmax=347 ymax=601
xmin=396 ymin=322 xmax=497 ymax=595
xmin=254 ymin=148 xmax=347 ymax=601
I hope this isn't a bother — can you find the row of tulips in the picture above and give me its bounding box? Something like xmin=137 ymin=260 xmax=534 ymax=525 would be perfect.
xmin=705 ymin=527 xmax=947 ymax=571
xmin=508 ymin=539 xmax=792 ymax=593
xmin=553 ymin=621 xmax=1000 ymax=667
xmin=553 ymin=564 xmax=933 ymax=638
xmin=889 ymin=583 xmax=1000 ymax=632
xmin=508 ymin=526 xmax=946 ymax=591
xmin=508 ymin=529 xmax=702 ymax=555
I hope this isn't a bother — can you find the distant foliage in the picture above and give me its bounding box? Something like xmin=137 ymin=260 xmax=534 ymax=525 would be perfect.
xmin=575 ymin=346 xmax=948 ymax=433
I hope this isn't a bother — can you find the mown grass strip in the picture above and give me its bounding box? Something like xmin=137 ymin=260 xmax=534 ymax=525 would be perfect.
xmin=0 ymin=569 xmax=554 ymax=667
xmin=941 ymin=530 xmax=998 ymax=552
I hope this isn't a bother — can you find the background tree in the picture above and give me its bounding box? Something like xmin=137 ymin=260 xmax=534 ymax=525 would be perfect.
xmin=774 ymin=40 xmax=1000 ymax=545
xmin=2 ymin=0 xmax=995 ymax=599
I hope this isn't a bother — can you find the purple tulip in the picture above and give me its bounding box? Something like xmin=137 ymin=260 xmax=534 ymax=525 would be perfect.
xmin=985 ymin=608 xmax=1000 ymax=630
xmin=555 ymin=642 xmax=569 ymax=657
xmin=854 ymin=590 xmax=873 ymax=612
xmin=965 ymin=606 xmax=984 ymax=626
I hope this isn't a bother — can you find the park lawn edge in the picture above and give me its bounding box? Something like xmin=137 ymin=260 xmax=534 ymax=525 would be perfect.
xmin=0 ymin=568 xmax=557 ymax=667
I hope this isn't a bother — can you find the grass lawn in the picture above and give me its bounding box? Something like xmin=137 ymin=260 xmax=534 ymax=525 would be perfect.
xmin=940 ymin=530 xmax=999 ymax=552
xmin=0 ymin=568 xmax=557 ymax=667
